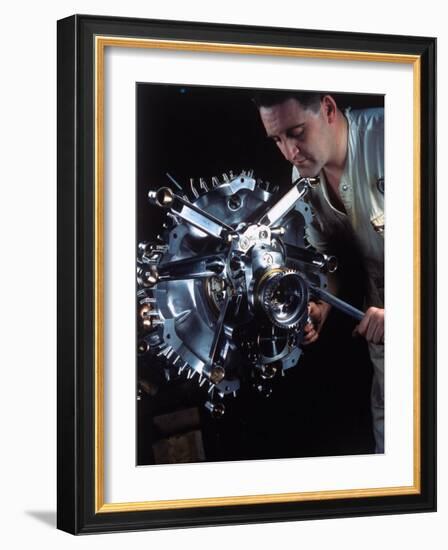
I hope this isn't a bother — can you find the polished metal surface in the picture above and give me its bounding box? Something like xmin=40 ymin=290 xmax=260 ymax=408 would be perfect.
xmin=138 ymin=172 xmax=339 ymax=413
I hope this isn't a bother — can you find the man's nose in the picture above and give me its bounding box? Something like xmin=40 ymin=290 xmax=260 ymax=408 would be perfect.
xmin=284 ymin=139 xmax=299 ymax=162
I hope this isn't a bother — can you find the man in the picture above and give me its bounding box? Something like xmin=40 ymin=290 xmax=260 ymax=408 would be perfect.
xmin=255 ymin=91 xmax=384 ymax=453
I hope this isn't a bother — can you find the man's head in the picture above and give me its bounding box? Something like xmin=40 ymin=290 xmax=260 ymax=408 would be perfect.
xmin=254 ymin=91 xmax=342 ymax=178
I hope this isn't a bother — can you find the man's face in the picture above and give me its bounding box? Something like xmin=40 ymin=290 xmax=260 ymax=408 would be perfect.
xmin=259 ymin=98 xmax=332 ymax=178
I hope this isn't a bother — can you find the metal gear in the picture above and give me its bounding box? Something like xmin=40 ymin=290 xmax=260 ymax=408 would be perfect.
xmin=257 ymin=268 xmax=309 ymax=330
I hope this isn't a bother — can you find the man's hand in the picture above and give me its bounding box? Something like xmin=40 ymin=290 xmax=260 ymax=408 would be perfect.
xmin=303 ymin=301 xmax=331 ymax=345
xmin=353 ymin=307 xmax=384 ymax=345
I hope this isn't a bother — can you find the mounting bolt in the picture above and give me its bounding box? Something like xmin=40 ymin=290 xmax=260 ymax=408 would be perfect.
xmin=227 ymin=194 xmax=242 ymax=211
xmin=142 ymin=266 xmax=159 ymax=287
xmin=263 ymin=253 xmax=274 ymax=265
xmin=205 ymin=401 xmax=226 ymax=418
xmin=139 ymin=303 xmax=152 ymax=318
xmin=137 ymin=340 xmax=149 ymax=355
xmin=240 ymin=236 xmax=250 ymax=251
xmin=210 ymin=365 xmax=225 ymax=385
xmin=260 ymin=363 xmax=278 ymax=380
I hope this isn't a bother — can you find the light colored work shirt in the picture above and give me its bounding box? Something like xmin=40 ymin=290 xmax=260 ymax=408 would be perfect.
xmin=293 ymin=107 xmax=384 ymax=307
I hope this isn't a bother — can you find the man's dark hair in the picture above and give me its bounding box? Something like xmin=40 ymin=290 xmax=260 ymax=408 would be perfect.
xmin=252 ymin=90 xmax=326 ymax=113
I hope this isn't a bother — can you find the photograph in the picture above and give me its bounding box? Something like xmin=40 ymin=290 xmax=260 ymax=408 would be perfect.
xmin=136 ymin=84 xmax=385 ymax=465
xmin=56 ymin=14 xmax=436 ymax=534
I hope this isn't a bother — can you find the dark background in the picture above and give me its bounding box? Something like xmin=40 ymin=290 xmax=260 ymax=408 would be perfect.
xmin=136 ymin=83 xmax=384 ymax=465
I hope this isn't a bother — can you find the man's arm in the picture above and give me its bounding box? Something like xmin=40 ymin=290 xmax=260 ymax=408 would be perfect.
xmin=304 ymin=304 xmax=385 ymax=346
xmin=353 ymin=307 xmax=384 ymax=345
xmin=303 ymin=279 xmax=385 ymax=346
xmin=303 ymin=273 xmax=337 ymax=345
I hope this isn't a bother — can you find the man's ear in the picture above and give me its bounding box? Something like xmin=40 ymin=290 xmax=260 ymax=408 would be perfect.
xmin=321 ymin=95 xmax=337 ymax=124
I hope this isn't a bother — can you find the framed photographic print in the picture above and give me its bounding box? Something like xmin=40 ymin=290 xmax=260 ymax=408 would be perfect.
xmin=57 ymin=14 xmax=436 ymax=534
